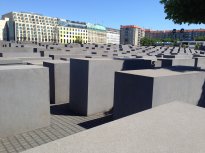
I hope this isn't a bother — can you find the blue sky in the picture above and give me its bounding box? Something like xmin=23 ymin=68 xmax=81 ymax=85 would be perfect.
xmin=0 ymin=0 xmax=204 ymax=30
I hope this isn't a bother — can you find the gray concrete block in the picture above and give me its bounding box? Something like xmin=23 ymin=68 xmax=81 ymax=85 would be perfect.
xmin=113 ymin=67 xmax=205 ymax=119
xmin=0 ymin=52 xmax=41 ymax=57
xmin=163 ymin=54 xmax=193 ymax=59
xmin=70 ymin=58 xmax=124 ymax=115
xmin=26 ymin=60 xmax=53 ymax=66
xmin=195 ymin=57 xmax=205 ymax=68
xmin=113 ymin=58 xmax=158 ymax=70
xmin=43 ymin=60 xmax=70 ymax=104
xmin=49 ymin=54 xmax=85 ymax=60
xmin=22 ymin=102 xmax=205 ymax=153
xmin=70 ymin=57 xmax=162 ymax=115
xmin=159 ymin=58 xmax=195 ymax=67
xmin=18 ymin=57 xmax=52 ymax=61
xmin=0 ymin=65 xmax=50 ymax=138
xmin=0 ymin=57 xmax=23 ymax=65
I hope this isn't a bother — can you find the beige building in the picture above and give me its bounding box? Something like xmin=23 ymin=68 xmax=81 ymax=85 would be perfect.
xmin=87 ymin=29 xmax=107 ymax=44
xmin=1 ymin=12 xmax=107 ymax=44
xmin=2 ymin=12 xmax=59 ymax=43
xmin=1 ymin=11 xmax=118 ymax=45
xmin=106 ymin=28 xmax=120 ymax=44
xmin=58 ymin=19 xmax=88 ymax=44
xmin=120 ymin=25 xmax=145 ymax=46
xmin=0 ymin=18 xmax=9 ymax=40
xmin=87 ymin=23 xmax=107 ymax=44
xmin=58 ymin=26 xmax=88 ymax=44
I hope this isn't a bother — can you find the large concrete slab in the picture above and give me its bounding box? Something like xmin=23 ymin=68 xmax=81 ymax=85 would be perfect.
xmin=0 ymin=57 xmax=23 ymax=65
xmin=43 ymin=60 xmax=70 ymax=104
xmin=49 ymin=53 xmax=86 ymax=60
xmin=159 ymin=58 xmax=195 ymax=67
xmin=70 ymin=57 xmax=164 ymax=116
xmin=113 ymin=67 xmax=205 ymax=119
xmin=22 ymin=102 xmax=205 ymax=153
xmin=195 ymin=57 xmax=205 ymax=68
xmin=0 ymin=65 xmax=50 ymax=138
xmin=70 ymin=58 xmax=124 ymax=115
xmin=0 ymin=52 xmax=41 ymax=57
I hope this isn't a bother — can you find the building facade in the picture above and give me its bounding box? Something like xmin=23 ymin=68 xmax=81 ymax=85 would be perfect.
xmin=120 ymin=25 xmax=145 ymax=46
xmin=58 ymin=19 xmax=88 ymax=44
xmin=145 ymin=29 xmax=205 ymax=41
xmin=1 ymin=12 xmax=111 ymax=44
xmin=0 ymin=18 xmax=9 ymax=40
xmin=106 ymin=28 xmax=120 ymax=44
xmin=87 ymin=23 xmax=107 ymax=44
xmin=2 ymin=12 xmax=59 ymax=43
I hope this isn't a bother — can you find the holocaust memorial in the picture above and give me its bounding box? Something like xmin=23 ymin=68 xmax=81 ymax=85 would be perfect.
xmin=0 ymin=40 xmax=204 ymax=153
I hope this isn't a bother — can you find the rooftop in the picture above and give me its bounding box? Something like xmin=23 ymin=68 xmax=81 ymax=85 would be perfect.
xmin=121 ymin=25 xmax=144 ymax=30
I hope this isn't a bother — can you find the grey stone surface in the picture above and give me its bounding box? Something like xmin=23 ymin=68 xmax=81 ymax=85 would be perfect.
xmin=0 ymin=65 xmax=50 ymax=138
xmin=196 ymin=57 xmax=205 ymax=68
xmin=0 ymin=52 xmax=41 ymax=58
xmin=70 ymin=57 xmax=166 ymax=116
xmin=70 ymin=58 xmax=124 ymax=115
xmin=49 ymin=54 xmax=86 ymax=60
xmin=113 ymin=67 xmax=205 ymax=119
xmin=0 ymin=47 xmax=34 ymax=52
xmin=0 ymin=57 xmax=23 ymax=65
xmin=159 ymin=58 xmax=195 ymax=67
xmin=43 ymin=60 xmax=70 ymax=104
xmin=163 ymin=54 xmax=193 ymax=59
xmin=25 ymin=60 xmax=47 ymax=66
xmin=18 ymin=57 xmax=51 ymax=61
xmin=114 ymin=58 xmax=159 ymax=69
xmin=22 ymin=102 xmax=205 ymax=153
xmin=0 ymin=105 xmax=112 ymax=153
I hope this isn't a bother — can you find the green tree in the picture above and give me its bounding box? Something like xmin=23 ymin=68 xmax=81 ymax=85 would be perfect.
xmin=140 ymin=37 xmax=154 ymax=46
xmin=195 ymin=43 xmax=200 ymax=49
xmin=194 ymin=36 xmax=205 ymax=41
xmin=74 ymin=36 xmax=83 ymax=44
xmin=160 ymin=0 xmax=205 ymax=24
xmin=162 ymin=38 xmax=174 ymax=42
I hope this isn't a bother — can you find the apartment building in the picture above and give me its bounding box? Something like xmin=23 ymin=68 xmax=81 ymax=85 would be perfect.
xmin=0 ymin=18 xmax=9 ymax=40
xmin=2 ymin=12 xmax=59 ymax=43
xmin=58 ymin=19 xmax=88 ymax=44
xmin=106 ymin=28 xmax=120 ymax=44
xmin=1 ymin=12 xmax=108 ymax=44
xmin=145 ymin=29 xmax=205 ymax=41
xmin=120 ymin=25 xmax=145 ymax=46
xmin=87 ymin=23 xmax=107 ymax=44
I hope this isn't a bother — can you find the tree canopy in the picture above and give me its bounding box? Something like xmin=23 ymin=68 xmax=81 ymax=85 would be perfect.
xmin=140 ymin=37 xmax=177 ymax=46
xmin=194 ymin=36 xmax=205 ymax=41
xmin=160 ymin=0 xmax=205 ymax=24
xmin=140 ymin=37 xmax=156 ymax=46
xmin=74 ymin=36 xmax=83 ymax=44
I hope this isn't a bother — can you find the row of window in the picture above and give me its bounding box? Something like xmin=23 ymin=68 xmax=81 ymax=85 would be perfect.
xmin=60 ymin=33 xmax=87 ymax=37
xmin=17 ymin=28 xmax=54 ymax=32
xmin=16 ymin=31 xmax=56 ymax=35
xmin=17 ymin=37 xmax=57 ymax=41
xmin=16 ymin=21 xmax=56 ymax=26
xmin=15 ymin=18 xmax=56 ymax=23
xmin=60 ymin=35 xmax=87 ymax=39
xmin=13 ymin=13 xmax=57 ymax=21
xmin=60 ymin=28 xmax=86 ymax=32
xmin=60 ymin=39 xmax=87 ymax=44
xmin=16 ymin=23 xmax=55 ymax=29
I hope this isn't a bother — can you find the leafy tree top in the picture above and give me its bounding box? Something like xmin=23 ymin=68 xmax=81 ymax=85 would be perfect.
xmin=160 ymin=0 xmax=205 ymax=24
xmin=74 ymin=36 xmax=83 ymax=44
